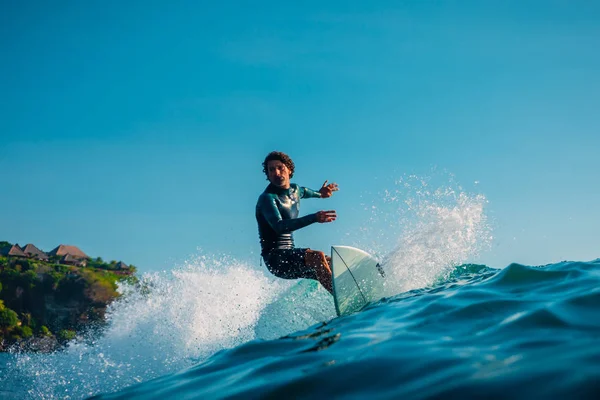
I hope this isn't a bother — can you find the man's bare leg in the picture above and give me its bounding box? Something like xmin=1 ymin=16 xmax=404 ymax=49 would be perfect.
xmin=305 ymin=249 xmax=333 ymax=294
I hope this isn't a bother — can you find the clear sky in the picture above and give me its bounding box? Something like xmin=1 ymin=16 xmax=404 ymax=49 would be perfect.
xmin=2 ymin=0 xmax=599 ymax=271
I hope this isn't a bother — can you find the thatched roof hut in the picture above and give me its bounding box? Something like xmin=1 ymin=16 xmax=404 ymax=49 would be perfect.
xmin=0 ymin=244 xmax=27 ymax=258
xmin=22 ymin=244 xmax=49 ymax=261
xmin=48 ymin=245 xmax=89 ymax=259
xmin=115 ymin=261 xmax=129 ymax=269
xmin=60 ymin=254 xmax=87 ymax=267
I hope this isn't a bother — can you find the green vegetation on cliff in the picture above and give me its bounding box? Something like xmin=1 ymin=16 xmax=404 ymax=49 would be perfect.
xmin=0 ymin=250 xmax=138 ymax=351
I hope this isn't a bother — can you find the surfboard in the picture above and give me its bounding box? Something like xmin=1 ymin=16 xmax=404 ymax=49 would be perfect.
xmin=330 ymin=245 xmax=386 ymax=317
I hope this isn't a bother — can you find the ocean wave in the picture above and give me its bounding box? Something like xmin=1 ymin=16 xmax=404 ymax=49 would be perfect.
xmin=93 ymin=259 xmax=600 ymax=399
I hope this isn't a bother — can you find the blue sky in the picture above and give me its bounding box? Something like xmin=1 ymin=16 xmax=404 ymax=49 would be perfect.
xmin=2 ymin=1 xmax=599 ymax=271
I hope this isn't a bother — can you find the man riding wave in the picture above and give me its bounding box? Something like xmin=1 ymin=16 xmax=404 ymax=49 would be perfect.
xmin=256 ymin=151 xmax=338 ymax=293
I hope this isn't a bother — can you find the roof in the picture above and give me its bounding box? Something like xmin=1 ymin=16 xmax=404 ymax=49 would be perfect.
xmin=0 ymin=244 xmax=27 ymax=257
xmin=22 ymin=244 xmax=48 ymax=259
xmin=61 ymin=254 xmax=87 ymax=265
xmin=48 ymin=245 xmax=89 ymax=259
xmin=115 ymin=261 xmax=129 ymax=269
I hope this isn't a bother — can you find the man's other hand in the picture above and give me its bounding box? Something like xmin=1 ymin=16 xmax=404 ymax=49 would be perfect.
xmin=319 ymin=180 xmax=339 ymax=198
xmin=316 ymin=210 xmax=337 ymax=223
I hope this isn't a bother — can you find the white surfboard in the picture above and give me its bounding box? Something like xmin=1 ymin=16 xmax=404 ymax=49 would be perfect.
xmin=331 ymin=245 xmax=386 ymax=316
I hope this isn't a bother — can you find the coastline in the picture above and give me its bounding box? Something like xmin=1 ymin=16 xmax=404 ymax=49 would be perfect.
xmin=0 ymin=242 xmax=137 ymax=353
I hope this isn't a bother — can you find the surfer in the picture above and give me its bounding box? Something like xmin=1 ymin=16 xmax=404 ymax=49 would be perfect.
xmin=256 ymin=151 xmax=338 ymax=294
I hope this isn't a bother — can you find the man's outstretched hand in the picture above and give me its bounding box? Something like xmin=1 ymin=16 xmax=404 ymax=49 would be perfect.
xmin=319 ymin=180 xmax=339 ymax=198
xmin=316 ymin=210 xmax=337 ymax=223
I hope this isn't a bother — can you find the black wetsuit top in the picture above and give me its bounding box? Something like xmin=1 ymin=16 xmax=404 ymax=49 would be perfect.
xmin=256 ymin=183 xmax=322 ymax=257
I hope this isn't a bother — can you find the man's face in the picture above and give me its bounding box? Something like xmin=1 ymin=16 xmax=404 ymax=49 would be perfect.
xmin=267 ymin=160 xmax=291 ymax=189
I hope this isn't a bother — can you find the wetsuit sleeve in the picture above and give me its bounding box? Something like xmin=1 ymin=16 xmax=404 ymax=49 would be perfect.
xmin=299 ymin=186 xmax=322 ymax=199
xmin=259 ymin=195 xmax=318 ymax=234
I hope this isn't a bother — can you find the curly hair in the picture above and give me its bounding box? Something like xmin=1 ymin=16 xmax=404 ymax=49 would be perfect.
xmin=262 ymin=151 xmax=295 ymax=179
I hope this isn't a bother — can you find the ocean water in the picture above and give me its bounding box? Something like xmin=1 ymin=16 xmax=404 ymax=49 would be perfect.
xmin=93 ymin=260 xmax=600 ymax=400
xmin=1 ymin=177 xmax=598 ymax=399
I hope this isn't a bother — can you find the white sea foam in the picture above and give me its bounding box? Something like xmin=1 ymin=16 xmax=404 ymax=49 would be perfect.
xmin=348 ymin=172 xmax=492 ymax=295
xmin=6 ymin=255 xmax=332 ymax=399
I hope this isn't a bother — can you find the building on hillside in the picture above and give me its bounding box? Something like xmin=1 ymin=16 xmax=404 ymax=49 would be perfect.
xmin=0 ymin=244 xmax=27 ymax=258
xmin=61 ymin=254 xmax=87 ymax=267
xmin=48 ymin=245 xmax=89 ymax=260
xmin=115 ymin=261 xmax=129 ymax=269
xmin=21 ymin=244 xmax=49 ymax=261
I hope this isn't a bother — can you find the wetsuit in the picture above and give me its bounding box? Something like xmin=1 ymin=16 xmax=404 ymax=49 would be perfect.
xmin=256 ymin=183 xmax=322 ymax=280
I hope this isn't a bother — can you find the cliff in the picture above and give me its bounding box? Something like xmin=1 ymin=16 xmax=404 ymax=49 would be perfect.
xmin=0 ymin=252 xmax=137 ymax=352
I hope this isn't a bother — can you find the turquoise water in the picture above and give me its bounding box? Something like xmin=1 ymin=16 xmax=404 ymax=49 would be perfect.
xmin=1 ymin=182 xmax=598 ymax=399
xmin=3 ymin=260 xmax=599 ymax=399
xmin=90 ymin=260 xmax=600 ymax=399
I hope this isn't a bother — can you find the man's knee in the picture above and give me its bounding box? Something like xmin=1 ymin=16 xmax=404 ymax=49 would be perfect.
xmin=305 ymin=249 xmax=327 ymax=266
